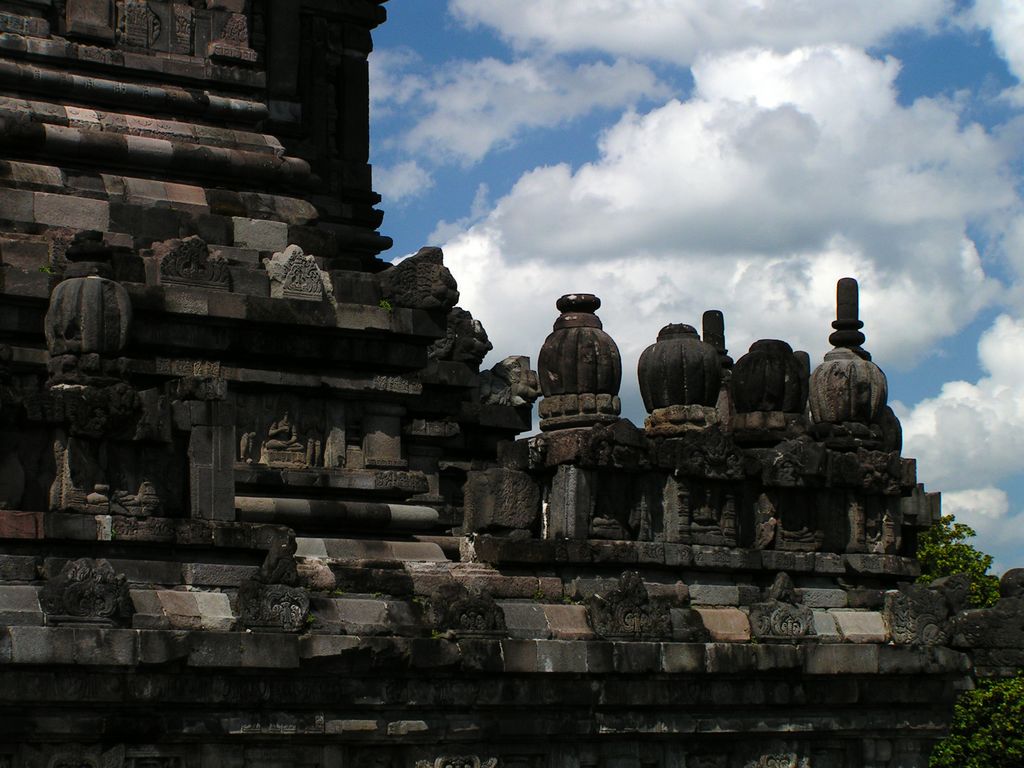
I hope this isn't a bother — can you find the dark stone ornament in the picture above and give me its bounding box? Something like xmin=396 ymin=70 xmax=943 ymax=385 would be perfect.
xmin=415 ymin=758 xmax=498 ymax=768
xmin=638 ymin=323 xmax=721 ymax=434
xmin=748 ymin=573 xmax=813 ymax=640
xmin=44 ymin=231 xmax=133 ymax=387
xmin=479 ymin=355 xmax=540 ymax=408
xmin=156 ymin=236 xmax=230 ymax=291
xmin=238 ymin=580 xmax=309 ymax=632
xmin=537 ymin=294 xmax=622 ymax=431
xmin=379 ymin=246 xmax=459 ymax=310
xmin=732 ymin=339 xmax=807 ymax=414
xmin=428 ymin=307 xmax=493 ymax=371
xmin=239 ymin=530 xmax=308 ymax=632
xmin=809 ymin=278 xmax=888 ymax=427
xmin=40 ymin=558 xmax=134 ymax=626
xmin=883 ymin=584 xmax=949 ymax=646
xmin=587 ymin=571 xmax=673 ymax=640
xmin=427 ymin=583 xmax=506 ymax=638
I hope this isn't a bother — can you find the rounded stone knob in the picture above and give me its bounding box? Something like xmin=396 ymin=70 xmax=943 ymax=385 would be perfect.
xmin=638 ymin=323 xmax=720 ymax=412
xmin=732 ymin=339 xmax=808 ymax=414
xmin=537 ymin=294 xmax=621 ymax=430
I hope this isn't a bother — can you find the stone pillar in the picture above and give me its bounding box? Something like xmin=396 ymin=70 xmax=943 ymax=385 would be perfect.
xmin=545 ymin=465 xmax=595 ymax=539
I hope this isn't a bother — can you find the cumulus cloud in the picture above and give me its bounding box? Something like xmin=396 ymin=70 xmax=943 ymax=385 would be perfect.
xmin=938 ymin=487 xmax=1024 ymax=575
xmin=900 ymin=314 xmax=1024 ymax=491
xmin=371 ymin=50 xmax=667 ymax=165
xmin=374 ymin=161 xmax=434 ymax=204
xmin=440 ymin=46 xmax=1012 ymax=392
xmin=971 ymin=0 xmax=1024 ymax=103
xmin=449 ymin=0 xmax=951 ymax=65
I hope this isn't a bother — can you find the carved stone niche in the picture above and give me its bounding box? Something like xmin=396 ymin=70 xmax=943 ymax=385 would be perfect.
xmin=667 ymin=477 xmax=737 ymax=547
xmin=587 ymin=571 xmax=674 ymax=641
xmin=236 ymin=394 xmax=334 ymax=470
xmin=753 ymin=491 xmax=823 ymax=552
xmin=362 ymin=402 xmax=406 ymax=469
xmin=40 ymin=558 xmax=135 ymax=627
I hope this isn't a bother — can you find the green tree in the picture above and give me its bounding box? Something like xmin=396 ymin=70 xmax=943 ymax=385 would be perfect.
xmin=916 ymin=514 xmax=1000 ymax=608
xmin=929 ymin=674 xmax=1024 ymax=768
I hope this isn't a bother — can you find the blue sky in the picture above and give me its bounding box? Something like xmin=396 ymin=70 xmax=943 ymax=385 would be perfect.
xmin=369 ymin=1 xmax=1024 ymax=573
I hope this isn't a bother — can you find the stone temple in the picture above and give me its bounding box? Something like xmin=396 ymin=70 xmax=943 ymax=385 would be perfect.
xmin=0 ymin=1 xmax=1021 ymax=767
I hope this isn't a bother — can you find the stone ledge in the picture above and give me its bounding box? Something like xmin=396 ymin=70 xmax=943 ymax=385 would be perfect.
xmin=0 ymin=627 xmax=978 ymax=677
xmin=471 ymin=536 xmax=920 ymax=578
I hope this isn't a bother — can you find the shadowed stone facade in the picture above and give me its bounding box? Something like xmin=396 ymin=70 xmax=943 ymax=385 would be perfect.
xmin=0 ymin=1 xmax=1021 ymax=767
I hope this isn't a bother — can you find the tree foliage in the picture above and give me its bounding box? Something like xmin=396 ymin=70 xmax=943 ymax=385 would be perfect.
xmin=916 ymin=514 xmax=1000 ymax=607
xmin=929 ymin=674 xmax=1024 ymax=768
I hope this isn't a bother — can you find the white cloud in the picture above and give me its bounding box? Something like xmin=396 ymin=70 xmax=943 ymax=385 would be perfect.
xmin=374 ymin=160 xmax=434 ymax=204
xmin=371 ymin=51 xmax=668 ymax=165
xmin=971 ymin=0 xmax=1024 ymax=103
xmin=900 ymin=314 xmax=1024 ymax=492
xmin=439 ymin=46 xmax=1012 ymax=389
xmin=449 ymin=0 xmax=951 ymax=65
xmin=940 ymin=486 xmax=1024 ymax=575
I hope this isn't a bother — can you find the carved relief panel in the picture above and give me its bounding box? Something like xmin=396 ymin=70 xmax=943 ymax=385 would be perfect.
xmin=235 ymin=393 xmax=344 ymax=469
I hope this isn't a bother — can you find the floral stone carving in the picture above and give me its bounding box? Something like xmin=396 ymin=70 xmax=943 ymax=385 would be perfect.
xmin=427 ymin=583 xmax=506 ymax=637
xmin=238 ymin=581 xmax=309 ymax=632
xmin=40 ymin=558 xmax=134 ymax=626
xmin=264 ymin=245 xmax=326 ymax=302
xmin=587 ymin=571 xmax=673 ymax=641
xmin=415 ymin=758 xmax=497 ymax=768
xmin=884 ymin=584 xmax=950 ymax=646
xmin=156 ymin=236 xmax=230 ymax=291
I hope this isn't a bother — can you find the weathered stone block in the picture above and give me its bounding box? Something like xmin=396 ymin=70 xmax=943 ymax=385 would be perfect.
xmin=298 ymin=634 xmax=360 ymax=660
xmin=797 ymin=588 xmax=848 ymax=609
xmin=660 ymin=642 xmax=705 ymax=673
xmin=543 ymin=603 xmax=593 ymax=640
xmin=812 ymin=610 xmax=840 ymax=641
xmin=135 ymin=627 xmax=189 ymax=663
xmin=693 ymin=607 xmax=750 ymax=641
xmin=832 ymin=610 xmax=887 ymax=643
xmin=500 ymin=638 xmax=538 ymax=672
xmin=464 ymin=468 xmax=540 ymax=535
xmin=0 ymin=585 xmax=42 ymax=625
xmin=688 ymin=581 xmax=739 ymax=606
xmin=805 ymin=644 xmax=879 ymax=674
xmin=499 ymin=602 xmax=549 ymax=640
xmin=34 ymin=192 xmax=110 ymax=230
xmin=613 ymin=641 xmax=659 ymax=673
xmin=194 ymin=591 xmax=235 ymax=631
xmin=232 ymin=217 xmax=288 ymax=251
xmin=73 ymin=627 xmax=138 ymax=665
xmin=240 ymin=633 xmax=299 ymax=668
xmin=536 ymin=639 xmax=587 ymax=673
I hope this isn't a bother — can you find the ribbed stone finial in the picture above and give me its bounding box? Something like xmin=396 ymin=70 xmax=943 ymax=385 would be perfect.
xmin=537 ymin=294 xmax=621 ymax=430
xmin=828 ymin=277 xmax=867 ymax=357
xmin=809 ymin=278 xmax=887 ymax=425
